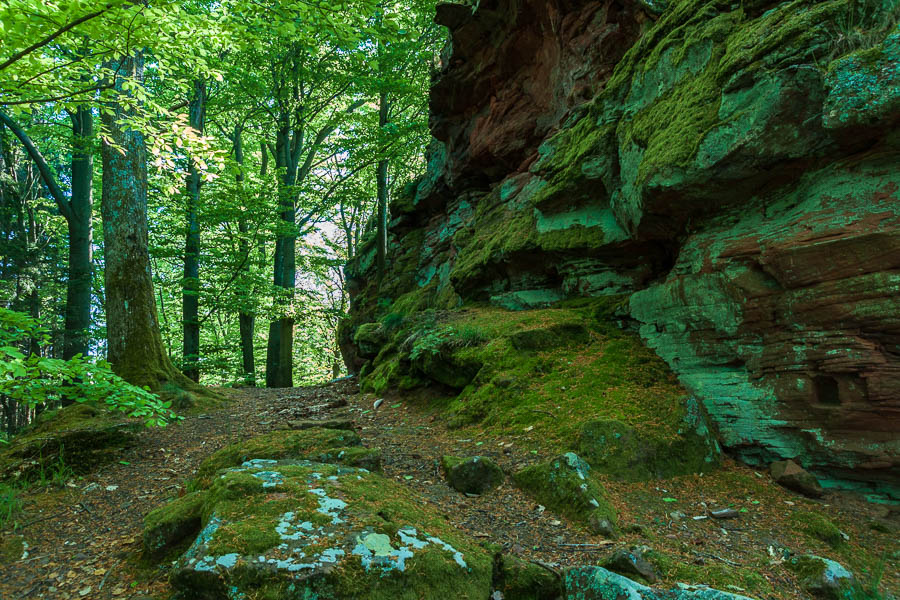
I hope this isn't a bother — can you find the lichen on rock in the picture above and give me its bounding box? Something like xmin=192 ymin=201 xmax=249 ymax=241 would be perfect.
xmin=167 ymin=460 xmax=494 ymax=599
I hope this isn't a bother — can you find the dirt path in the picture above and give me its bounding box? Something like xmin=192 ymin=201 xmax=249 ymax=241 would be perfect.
xmin=1 ymin=379 xmax=897 ymax=600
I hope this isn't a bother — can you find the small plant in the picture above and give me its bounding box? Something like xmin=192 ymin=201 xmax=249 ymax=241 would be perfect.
xmin=379 ymin=312 xmax=405 ymax=332
xmin=826 ymin=0 xmax=900 ymax=60
xmin=0 ymin=481 xmax=23 ymax=530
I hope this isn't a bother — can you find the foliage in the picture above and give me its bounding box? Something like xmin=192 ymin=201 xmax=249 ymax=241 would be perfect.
xmin=0 ymin=308 xmax=180 ymax=428
xmin=0 ymin=480 xmax=23 ymax=530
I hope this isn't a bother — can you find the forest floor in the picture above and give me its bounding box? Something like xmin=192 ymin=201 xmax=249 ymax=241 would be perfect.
xmin=1 ymin=378 xmax=897 ymax=600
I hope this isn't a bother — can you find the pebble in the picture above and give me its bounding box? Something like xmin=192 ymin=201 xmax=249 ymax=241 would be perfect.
xmin=709 ymin=508 xmax=739 ymax=519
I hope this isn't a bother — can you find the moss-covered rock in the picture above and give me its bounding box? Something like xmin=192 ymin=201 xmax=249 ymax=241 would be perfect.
xmin=354 ymin=322 xmax=386 ymax=359
xmin=513 ymin=453 xmax=617 ymax=536
xmin=494 ymin=553 xmax=561 ymax=600
xmin=577 ymin=408 xmax=720 ymax=482
xmin=601 ymin=547 xmax=659 ymax=584
xmin=194 ymin=428 xmax=372 ymax=487
xmin=0 ymin=403 xmax=141 ymax=481
xmin=143 ymin=491 xmax=207 ymax=559
xmin=441 ymin=455 xmax=505 ymax=495
xmin=564 ymin=566 xmax=754 ymax=599
xmin=786 ymin=554 xmax=856 ymax=600
xmin=168 ymin=460 xmax=494 ymax=599
xmin=790 ymin=511 xmax=845 ymax=548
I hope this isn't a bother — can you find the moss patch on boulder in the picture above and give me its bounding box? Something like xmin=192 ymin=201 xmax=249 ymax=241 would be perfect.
xmin=357 ymin=303 xmax=721 ymax=482
xmin=167 ymin=460 xmax=494 ymax=600
xmin=441 ymin=455 xmax=505 ymax=495
xmin=0 ymin=403 xmax=141 ymax=481
xmin=194 ymin=428 xmax=369 ymax=487
xmin=790 ymin=511 xmax=845 ymax=548
xmin=143 ymin=491 xmax=207 ymax=560
xmin=786 ymin=554 xmax=856 ymax=600
xmin=493 ymin=553 xmax=561 ymax=599
xmin=577 ymin=410 xmax=719 ymax=482
xmin=513 ymin=453 xmax=617 ymax=536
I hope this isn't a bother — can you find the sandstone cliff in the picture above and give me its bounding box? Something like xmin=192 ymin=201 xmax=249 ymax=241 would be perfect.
xmin=343 ymin=0 xmax=900 ymax=500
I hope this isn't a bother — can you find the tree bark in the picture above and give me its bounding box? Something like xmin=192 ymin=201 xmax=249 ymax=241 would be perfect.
xmin=100 ymin=52 xmax=193 ymax=392
xmin=182 ymin=79 xmax=205 ymax=382
xmin=375 ymin=89 xmax=390 ymax=281
xmin=266 ymin=119 xmax=297 ymax=388
xmin=64 ymin=105 xmax=93 ymax=360
xmin=234 ymin=125 xmax=256 ymax=386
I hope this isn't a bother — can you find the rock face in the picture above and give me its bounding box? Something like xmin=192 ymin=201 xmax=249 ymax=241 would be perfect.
xmin=343 ymin=0 xmax=900 ymax=500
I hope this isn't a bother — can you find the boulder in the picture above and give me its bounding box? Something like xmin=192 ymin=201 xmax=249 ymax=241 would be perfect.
xmin=577 ymin=408 xmax=720 ymax=482
xmin=601 ymin=547 xmax=658 ymax=584
xmin=353 ymin=322 xmax=386 ymax=358
xmin=0 ymin=403 xmax=141 ymax=481
xmin=770 ymin=460 xmax=824 ymax=498
xmin=194 ymin=428 xmax=377 ymax=487
xmin=142 ymin=491 xmax=207 ymax=559
xmin=169 ymin=460 xmax=494 ymax=599
xmin=513 ymin=453 xmax=616 ymax=536
xmin=786 ymin=555 xmax=856 ymax=600
xmin=493 ymin=553 xmax=561 ymax=600
xmin=564 ymin=566 xmax=754 ymax=599
xmin=442 ymin=455 xmax=505 ymax=495
xmin=790 ymin=511 xmax=844 ymax=549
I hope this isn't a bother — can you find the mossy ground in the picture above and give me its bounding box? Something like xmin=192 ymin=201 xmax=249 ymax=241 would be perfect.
xmin=359 ymin=301 xmax=716 ymax=481
xmin=604 ymin=464 xmax=897 ymax=598
xmin=0 ymin=403 xmax=142 ymax=481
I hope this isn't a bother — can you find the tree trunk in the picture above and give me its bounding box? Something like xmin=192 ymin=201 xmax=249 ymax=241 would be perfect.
xmin=266 ymin=121 xmax=297 ymax=389
xmin=64 ymin=105 xmax=93 ymax=360
xmin=182 ymin=80 xmax=205 ymax=382
xmin=100 ymin=52 xmax=194 ymax=392
xmin=375 ymin=90 xmax=390 ymax=281
xmin=234 ymin=126 xmax=255 ymax=386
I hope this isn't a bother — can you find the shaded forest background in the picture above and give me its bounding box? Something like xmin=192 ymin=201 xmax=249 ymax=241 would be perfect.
xmin=1 ymin=0 xmax=441 ymax=435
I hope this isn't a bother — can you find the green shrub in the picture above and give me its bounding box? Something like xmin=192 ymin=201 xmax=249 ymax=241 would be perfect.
xmin=0 ymin=308 xmax=180 ymax=431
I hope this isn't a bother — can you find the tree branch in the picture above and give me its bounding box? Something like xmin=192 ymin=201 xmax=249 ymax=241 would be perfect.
xmin=0 ymin=6 xmax=112 ymax=72
xmin=0 ymin=110 xmax=71 ymax=221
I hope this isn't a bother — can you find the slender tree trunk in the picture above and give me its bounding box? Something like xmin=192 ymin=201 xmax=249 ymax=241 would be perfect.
xmin=100 ymin=52 xmax=194 ymax=392
xmin=266 ymin=121 xmax=297 ymax=389
xmin=182 ymin=80 xmax=205 ymax=382
xmin=375 ymin=90 xmax=390 ymax=281
xmin=234 ymin=126 xmax=256 ymax=386
xmin=64 ymin=105 xmax=93 ymax=360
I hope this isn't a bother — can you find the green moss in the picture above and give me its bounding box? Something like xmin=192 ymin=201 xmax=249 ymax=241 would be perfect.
xmin=646 ymin=548 xmax=773 ymax=596
xmin=195 ymin=428 xmax=363 ymax=487
xmin=494 ymin=553 xmax=561 ymax=599
xmin=0 ymin=535 xmax=25 ymax=566
xmin=791 ymin=510 xmax=845 ymax=548
xmin=171 ymin=462 xmax=495 ymax=599
xmin=577 ymin=416 xmax=719 ymax=482
xmin=143 ymin=491 xmax=207 ymax=559
xmin=0 ymin=403 xmax=141 ymax=481
xmin=513 ymin=453 xmax=617 ymax=534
